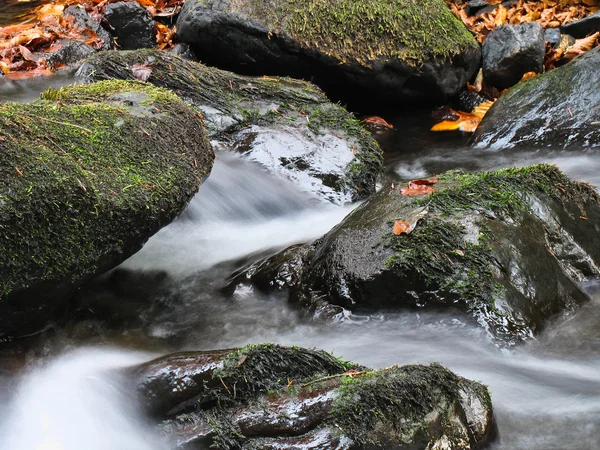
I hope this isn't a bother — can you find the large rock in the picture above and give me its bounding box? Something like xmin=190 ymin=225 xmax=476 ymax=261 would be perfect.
xmin=472 ymin=46 xmax=600 ymax=149
xmin=482 ymin=22 xmax=545 ymax=90
xmin=64 ymin=5 xmax=113 ymax=51
xmin=0 ymin=80 xmax=214 ymax=340
xmin=76 ymin=49 xmax=383 ymax=204
xmin=235 ymin=166 xmax=600 ymax=345
xmin=130 ymin=344 xmax=497 ymax=449
xmin=175 ymin=0 xmax=481 ymax=105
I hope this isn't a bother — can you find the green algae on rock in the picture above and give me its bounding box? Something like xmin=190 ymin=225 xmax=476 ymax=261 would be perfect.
xmin=0 ymin=80 xmax=213 ymax=340
xmin=176 ymin=0 xmax=481 ymax=104
xmin=77 ymin=49 xmax=383 ymax=203
xmin=235 ymin=165 xmax=600 ymax=345
xmin=132 ymin=344 xmax=496 ymax=449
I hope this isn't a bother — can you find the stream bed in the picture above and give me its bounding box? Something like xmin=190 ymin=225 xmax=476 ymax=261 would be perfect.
xmin=1 ymin=76 xmax=599 ymax=450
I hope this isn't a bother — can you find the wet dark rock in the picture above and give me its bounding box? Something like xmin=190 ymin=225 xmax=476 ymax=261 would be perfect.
xmin=0 ymin=80 xmax=213 ymax=341
xmin=466 ymin=0 xmax=490 ymax=16
xmin=77 ymin=49 xmax=383 ymax=204
xmin=544 ymin=28 xmax=562 ymax=48
xmin=482 ymin=22 xmax=545 ymax=89
xmin=63 ymin=5 xmax=112 ymax=51
xmin=130 ymin=344 xmax=497 ymax=449
xmin=45 ymin=39 xmax=96 ymax=69
xmin=103 ymin=1 xmax=156 ymax=50
xmin=561 ymin=10 xmax=600 ymax=39
xmin=175 ymin=0 xmax=480 ymax=107
xmin=238 ymin=166 xmax=600 ymax=345
xmin=472 ymin=46 xmax=600 ymax=149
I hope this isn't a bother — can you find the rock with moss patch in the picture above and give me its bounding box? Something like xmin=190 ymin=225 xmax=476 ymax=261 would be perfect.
xmin=76 ymin=49 xmax=383 ymax=203
xmin=472 ymin=46 xmax=600 ymax=149
xmin=130 ymin=343 xmax=496 ymax=449
xmin=175 ymin=0 xmax=480 ymax=106
xmin=0 ymin=80 xmax=213 ymax=340
xmin=234 ymin=165 xmax=600 ymax=345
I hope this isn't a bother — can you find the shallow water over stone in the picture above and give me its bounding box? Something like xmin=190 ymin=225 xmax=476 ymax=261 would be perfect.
xmin=1 ymin=86 xmax=599 ymax=449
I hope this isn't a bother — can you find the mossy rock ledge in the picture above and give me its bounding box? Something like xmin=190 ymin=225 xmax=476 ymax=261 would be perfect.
xmin=0 ymin=80 xmax=214 ymax=340
xmin=235 ymin=165 xmax=600 ymax=345
xmin=130 ymin=343 xmax=497 ymax=449
xmin=175 ymin=0 xmax=481 ymax=105
xmin=76 ymin=49 xmax=383 ymax=203
xmin=472 ymin=46 xmax=600 ymax=149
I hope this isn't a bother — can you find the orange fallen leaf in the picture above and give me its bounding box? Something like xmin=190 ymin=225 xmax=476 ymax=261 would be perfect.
xmin=392 ymin=206 xmax=429 ymax=235
xmin=393 ymin=220 xmax=411 ymax=235
xmin=520 ymin=71 xmax=538 ymax=81
xmin=360 ymin=116 xmax=394 ymax=130
xmin=563 ymin=31 xmax=599 ymax=60
xmin=400 ymin=177 xmax=437 ymax=196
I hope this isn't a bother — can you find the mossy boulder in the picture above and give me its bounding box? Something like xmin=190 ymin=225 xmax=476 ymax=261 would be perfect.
xmin=235 ymin=165 xmax=600 ymax=345
xmin=175 ymin=0 xmax=481 ymax=106
xmin=472 ymin=46 xmax=600 ymax=149
xmin=76 ymin=49 xmax=383 ymax=203
xmin=0 ymin=80 xmax=213 ymax=340
xmin=131 ymin=343 xmax=496 ymax=449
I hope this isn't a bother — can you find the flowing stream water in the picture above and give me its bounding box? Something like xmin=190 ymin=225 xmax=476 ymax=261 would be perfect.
xmin=1 ymin=77 xmax=600 ymax=449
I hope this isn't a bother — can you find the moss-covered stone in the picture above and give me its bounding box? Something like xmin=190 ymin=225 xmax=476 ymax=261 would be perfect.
xmin=0 ymin=80 xmax=213 ymax=339
xmin=77 ymin=49 xmax=383 ymax=203
xmin=238 ymin=165 xmax=600 ymax=345
xmin=132 ymin=344 xmax=496 ymax=449
xmin=176 ymin=0 xmax=481 ymax=104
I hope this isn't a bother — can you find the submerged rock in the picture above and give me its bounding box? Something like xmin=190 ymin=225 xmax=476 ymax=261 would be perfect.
xmin=236 ymin=165 xmax=600 ymax=345
xmin=77 ymin=49 xmax=383 ymax=204
xmin=130 ymin=344 xmax=497 ymax=449
xmin=175 ymin=0 xmax=480 ymax=105
xmin=472 ymin=46 xmax=600 ymax=149
xmin=0 ymin=80 xmax=213 ymax=340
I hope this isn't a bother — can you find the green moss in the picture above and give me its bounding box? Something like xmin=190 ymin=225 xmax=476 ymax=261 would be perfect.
xmin=329 ymin=364 xmax=465 ymax=446
xmin=81 ymin=50 xmax=384 ymax=200
xmin=384 ymin=164 xmax=598 ymax=325
xmin=0 ymin=80 xmax=212 ymax=297
xmin=227 ymin=0 xmax=478 ymax=65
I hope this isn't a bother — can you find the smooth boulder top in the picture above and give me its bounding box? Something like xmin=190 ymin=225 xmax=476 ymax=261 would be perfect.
xmin=176 ymin=0 xmax=481 ymax=104
xmin=0 ymin=80 xmax=213 ymax=339
xmin=472 ymin=46 xmax=600 ymax=149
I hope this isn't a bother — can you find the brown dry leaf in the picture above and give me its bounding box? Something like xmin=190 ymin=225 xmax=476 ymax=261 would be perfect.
xmin=472 ymin=101 xmax=494 ymax=119
xmin=393 ymin=220 xmax=411 ymax=235
xmin=131 ymin=63 xmax=152 ymax=81
xmin=495 ymin=4 xmax=509 ymax=25
xmin=360 ymin=115 xmax=394 ymax=130
xmin=400 ymin=177 xmax=438 ymax=196
xmin=563 ymin=31 xmax=599 ymax=60
xmin=392 ymin=206 xmax=429 ymax=235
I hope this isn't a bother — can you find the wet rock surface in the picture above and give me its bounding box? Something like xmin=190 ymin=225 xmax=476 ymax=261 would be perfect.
xmin=175 ymin=0 xmax=480 ymax=106
xmin=103 ymin=1 xmax=156 ymax=50
xmin=236 ymin=165 xmax=600 ymax=345
xmin=77 ymin=49 xmax=383 ymax=204
xmin=482 ymin=22 xmax=545 ymax=90
xmin=472 ymin=46 xmax=600 ymax=149
xmin=561 ymin=10 xmax=600 ymax=39
xmin=130 ymin=344 xmax=497 ymax=449
xmin=63 ymin=5 xmax=113 ymax=51
xmin=0 ymin=80 xmax=213 ymax=341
